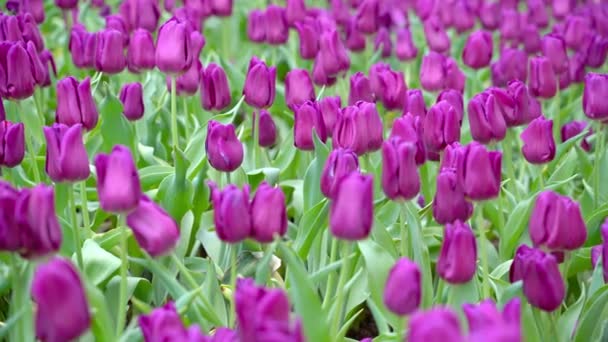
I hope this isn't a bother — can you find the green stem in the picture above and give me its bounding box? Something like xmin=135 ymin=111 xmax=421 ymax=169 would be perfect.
xmin=477 ymin=206 xmax=491 ymax=299
xmin=538 ymin=165 xmax=545 ymax=190
xmin=400 ymin=204 xmax=409 ymax=258
xmin=253 ymin=112 xmax=259 ymax=169
xmin=322 ymin=238 xmax=339 ymax=309
xmin=595 ymin=123 xmax=604 ymax=209
xmin=229 ymin=244 xmax=238 ymax=328
xmin=10 ymin=255 xmax=22 ymax=342
xmin=79 ymin=181 xmax=91 ymax=236
xmin=503 ymin=130 xmax=519 ymax=198
xmin=16 ymin=102 xmax=41 ymax=183
xmin=116 ymin=223 xmax=129 ymax=337
xmin=398 ymin=317 xmax=408 ymax=342
xmin=331 ymin=242 xmax=352 ymax=337
xmin=552 ymin=80 xmax=561 ymax=142
xmin=434 ymin=278 xmax=445 ymax=304
xmin=69 ymin=185 xmax=84 ymax=270
xmin=171 ymin=77 xmax=179 ymax=155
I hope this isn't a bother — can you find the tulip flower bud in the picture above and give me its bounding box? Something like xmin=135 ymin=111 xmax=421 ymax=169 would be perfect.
xmin=320 ymin=148 xmax=359 ymax=198
xmin=54 ymin=0 xmax=77 ymax=10
xmin=601 ymin=223 xmax=608 ymax=282
xmin=468 ymin=91 xmax=507 ymax=144
xmin=420 ymin=52 xmax=446 ymax=92
xmin=433 ymin=169 xmax=473 ymax=224
xmin=503 ymin=80 xmax=538 ymax=127
xmin=15 ymin=185 xmax=62 ymax=257
xmin=334 ymin=101 xmax=383 ymax=155
xmin=119 ymin=82 xmax=144 ymax=121
xmin=520 ymin=116 xmax=555 ymax=164
xmin=437 ymin=89 xmax=463 ymax=122
xmin=437 ymin=220 xmax=477 ymax=284
xmin=444 ymin=57 xmax=465 ymax=93
xmin=315 ymin=29 xmax=351 ymax=82
xmin=119 ymin=0 xmax=160 ymax=33
xmin=396 ymin=27 xmax=418 ymax=61
xmin=0 ymin=121 xmax=25 ymax=168
xmin=105 ymin=15 xmax=129 ymax=43
xmin=139 ymin=302 xmax=190 ymax=341
xmin=390 ymin=114 xmax=426 ymax=165
xmin=374 ymin=27 xmax=392 ymax=58
xmin=265 ymin=5 xmax=289 ymax=45
xmin=319 ymin=96 xmax=341 ymax=137
xmin=370 ymin=63 xmax=407 ymax=110
xmin=169 ymin=60 xmax=201 ymax=96
xmin=345 ymin=17 xmax=366 ymax=52
xmin=461 ymin=143 xmax=502 ymax=200
xmin=384 ymin=258 xmax=421 ymax=316
xmin=583 ymin=73 xmax=608 ymax=121
xmin=464 ymin=299 xmax=521 ymax=342
xmin=355 ymin=0 xmax=378 ymax=33
xmin=586 ymin=36 xmax=608 ymax=69
xmin=591 ymin=244 xmax=602 ymax=270
xmin=528 ymin=56 xmax=557 ymax=99
xmin=349 ymin=72 xmax=374 ymax=105
xmin=126 ymin=195 xmax=179 ymax=256
xmin=423 ymin=100 xmax=461 ymax=159
xmin=247 ymin=10 xmax=266 ymax=43
xmin=500 ymin=9 xmax=521 ymax=41
xmin=200 ymin=63 xmax=231 ymax=111
xmin=408 ymin=308 xmax=464 ymax=342
xmin=95 ymin=29 xmax=126 ymax=74
xmin=69 ymin=26 xmax=97 ymax=69
xmin=250 ymin=182 xmax=287 ymax=243
xmin=463 ymin=30 xmax=493 ymax=69
xmin=243 ymin=57 xmax=276 ymax=109
xmin=529 ymin=191 xmax=587 ymax=251
xmin=552 ymin=0 xmax=572 ymax=20
xmin=0 ymin=182 xmax=21 ymax=251
xmin=286 ymin=0 xmax=306 ymax=26
xmin=294 ymin=18 xmax=319 ymax=59
xmin=453 ymin=1 xmax=475 ymax=33
xmin=561 ymin=120 xmax=591 ymax=152
xmin=514 ymin=245 xmax=565 ymax=311
xmin=479 ymin=1 xmax=499 ymax=30
xmin=285 ymin=69 xmax=315 ymax=110
xmin=94 ymin=145 xmax=142 ymax=213
xmin=0 ymin=41 xmax=37 ymax=100
xmin=330 ymin=172 xmax=373 ymax=240
xmin=405 ymin=89 xmax=427 ymax=118
xmin=155 ymin=17 xmax=195 ymax=74
xmin=43 ymin=123 xmax=90 ymax=183
xmin=208 ymin=182 xmax=251 ymax=243
xmin=522 ymin=25 xmax=542 ymax=54
xmin=55 ymin=76 xmax=99 ymax=130
xmin=206 ymin=121 xmax=244 ymax=172
xmin=424 ymin=16 xmax=450 ymax=53
xmin=509 ymin=244 xmax=536 ymax=282
xmin=257 ymin=110 xmax=277 ymax=147
xmin=127 ymin=29 xmax=155 ymax=73
xmin=541 ymin=34 xmax=568 ymax=75
xmin=294 ymin=101 xmax=327 ymax=151
xmin=491 ymin=48 xmax=528 ymax=86
xmin=209 ymin=0 xmax=232 ymax=16
xmin=382 ymin=137 xmax=420 ymax=200
xmin=563 ymin=15 xmax=591 ymax=50
xmin=32 ymin=257 xmax=90 ymax=342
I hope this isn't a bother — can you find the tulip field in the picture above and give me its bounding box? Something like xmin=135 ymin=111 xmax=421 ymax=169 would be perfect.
xmin=2 ymin=0 xmax=608 ymax=341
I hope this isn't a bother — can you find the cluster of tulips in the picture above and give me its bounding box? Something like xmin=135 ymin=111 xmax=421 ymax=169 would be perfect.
xmin=0 ymin=0 xmax=608 ymax=341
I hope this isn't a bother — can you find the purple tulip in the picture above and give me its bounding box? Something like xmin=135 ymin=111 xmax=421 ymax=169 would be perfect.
xmin=563 ymin=15 xmax=592 ymax=50
xmin=464 ymin=299 xmax=521 ymax=342
xmin=355 ymin=0 xmax=379 ymax=33
xmin=127 ymin=195 xmax=179 ymax=256
xmin=320 ymin=148 xmax=359 ymax=198
xmin=349 ymin=72 xmax=374 ymax=105
xmin=32 ymin=257 xmax=90 ymax=342
xmin=139 ymin=302 xmax=190 ymax=341
xmin=209 ymin=0 xmax=232 ymax=16
xmin=491 ymin=48 xmax=528 ymax=86
xmin=257 ymin=110 xmax=277 ymax=147
xmin=0 ymin=41 xmax=41 ymax=100
xmin=463 ymin=30 xmax=493 ymax=69
xmin=520 ymin=116 xmax=555 ymax=164
xmin=127 ymin=29 xmax=155 ymax=73
xmin=250 ymin=182 xmax=287 ymax=243
xmin=264 ymin=5 xmax=289 ymax=45
xmin=601 ymin=223 xmax=608 ymax=282
xmin=95 ymin=29 xmax=126 ymax=74
xmin=382 ymin=137 xmax=420 ymax=200
xmin=390 ymin=113 xmax=426 ymax=165
xmin=105 ymin=15 xmax=129 ymax=44
xmin=396 ymin=27 xmax=418 ymax=61
xmin=522 ymin=25 xmax=542 ymax=54
xmin=330 ymin=172 xmax=373 ymax=240
xmin=468 ymin=91 xmax=507 ymax=144
xmin=169 ymin=60 xmax=201 ymax=96
xmin=119 ymin=0 xmax=160 ymax=32
xmin=433 ymin=169 xmax=473 ymax=224
xmin=209 ymin=182 xmax=252 ymax=243
xmin=155 ymin=17 xmax=196 ymax=74
xmin=404 ymin=89 xmax=427 ymax=118
xmin=295 ymin=18 xmax=319 ymax=59
xmin=408 ymin=307 xmax=464 ymax=342
xmin=541 ymin=34 xmax=568 ymax=75
xmin=247 ymin=10 xmax=266 ymax=43
xmin=500 ymin=9 xmax=521 ymax=41
xmin=586 ymin=35 xmax=608 ymax=69
xmin=552 ymin=0 xmax=572 ymax=20
xmin=94 ymin=145 xmax=142 ymax=213
xmin=444 ymin=57 xmax=465 ymax=93
xmin=437 ymin=89 xmax=464 ymax=122
xmin=55 ymin=76 xmax=98 ymax=130
xmin=313 ymin=29 xmax=350 ymax=86
xmin=200 ymin=63 xmax=231 ymax=111
xmin=286 ymin=0 xmax=306 ymax=26
xmin=527 ymin=0 xmax=548 ymax=28
xmin=285 ymin=69 xmax=315 ymax=110
xmin=423 ymin=100 xmax=461 ymax=159
xmin=424 ymin=15 xmax=451 ymax=53
xmin=0 ymin=182 xmax=22 ymax=251
xmin=334 ymin=101 xmax=383 ymax=155
xmin=479 ymin=1 xmax=500 ymax=30
xmin=437 ymin=220 xmax=477 ymax=284
xmin=319 ymin=96 xmax=341 ymax=137
xmin=243 ymin=57 xmax=276 ymax=109
xmin=452 ymin=0 xmax=475 ymax=33
xmin=459 ymin=143 xmax=502 ymax=201
xmin=206 ymin=121 xmax=244 ymax=172
xmin=583 ymin=73 xmax=608 ymax=121
xmin=561 ymin=120 xmax=592 ymax=152
xmin=0 ymin=120 xmax=25 ymax=168
xmin=43 ymin=123 xmax=90 ymax=183
xmin=54 ymin=0 xmax=77 ymax=9
xmin=15 ymin=185 xmax=62 ymax=257
xmin=529 ymin=56 xmax=557 ymax=99
xmin=69 ymin=26 xmax=97 ymax=69
xmin=370 ymin=63 xmax=407 ymax=110
xmin=503 ymin=80 xmax=539 ymax=127
xmin=384 ymin=258 xmax=421 ymax=316
xmin=294 ymin=101 xmax=327 ymax=151
xmin=345 ymin=17 xmax=366 ymax=52
xmin=374 ymin=27 xmax=392 ymax=58
xmin=420 ymin=52 xmax=446 ymax=92
xmin=119 ymin=82 xmax=144 ymax=121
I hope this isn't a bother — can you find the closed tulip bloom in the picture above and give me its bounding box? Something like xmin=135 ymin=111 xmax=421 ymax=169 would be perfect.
xmin=265 ymin=5 xmax=289 ymax=45
xmin=529 ymin=56 xmax=557 ymax=99
xmin=602 ymin=223 xmax=608 ymax=282
xmin=0 ymin=182 xmax=21 ymax=251
xmin=464 ymin=299 xmax=521 ymax=342
xmin=384 ymin=258 xmax=421 ymax=316
xmin=95 ymin=29 xmax=126 ymax=74
xmin=330 ymin=172 xmax=373 ymax=240
xmin=420 ymin=52 xmax=446 ymax=92
xmin=119 ymin=0 xmax=160 ymax=32
xmin=355 ymin=0 xmax=378 ymax=33
xmin=319 ymin=96 xmax=341 ymax=137
xmin=334 ymin=101 xmax=383 ymax=155
xmin=390 ymin=114 xmax=426 ymax=165
xmin=552 ymin=0 xmax=572 ymax=21
xmin=561 ymin=120 xmax=591 ymax=151
xmin=126 ymin=195 xmax=179 ymax=256
xmin=374 ymin=27 xmax=392 ymax=58
xmin=396 ymin=27 xmax=418 ymax=61
xmin=522 ymin=25 xmax=542 ymax=54
xmin=444 ymin=58 xmax=465 ymax=93
xmin=285 ymin=0 xmax=306 ymax=26
xmin=433 ymin=170 xmax=473 ymax=224
xmin=349 ymin=72 xmax=374 ymax=105
xmin=424 ymin=16 xmax=450 ymax=53
xmin=405 ymin=89 xmax=426 ymax=118
xmin=170 ymin=60 xmax=201 ymax=96
xmin=294 ymin=18 xmax=319 ymax=59
xmin=94 ymin=145 xmax=142 ymax=213
xmin=460 ymin=143 xmax=502 ymax=200
xmin=541 ymin=34 xmax=568 ymax=75
xmin=437 ymin=89 xmax=463 ymax=122
xmin=54 ymin=0 xmax=77 ymax=9
xmin=294 ymin=101 xmax=327 ymax=150
xmin=285 ymin=69 xmax=315 ymax=110
xmin=563 ymin=16 xmax=591 ymax=50
xmin=468 ymin=91 xmax=507 ymax=144
xmin=500 ymin=9 xmax=521 ymax=41
xmin=491 ymin=48 xmax=528 ymax=86
xmin=345 ymin=17 xmax=366 ymax=52
xmin=0 ymin=121 xmax=25 ymax=168
xmin=105 ymin=15 xmax=129 ymax=44
xmin=119 ymin=82 xmax=144 ymax=121
xmin=155 ymin=17 xmax=194 ymax=74
xmin=139 ymin=302 xmax=190 ymax=341
xmin=529 ymin=191 xmax=587 ymax=251
xmin=371 ymin=64 xmax=407 ymax=110
xmin=315 ymin=29 xmax=350 ymax=80
xmin=247 ymin=10 xmax=266 ymax=43
xmin=209 ymin=182 xmax=251 ymax=243
xmin=250 ymin=182 xmax=287 ymax=243
xmin=423 ymin=100 xmax=461 ymax=159
xmin=479 ymin=1 xmax=499 ymax=30
xmin=527 ymin=0 xmax=549 ymax=28
xmin=257 ymin=110 xmax=277 ymax=147
xmin=206 ymin=121 xmax=244 ymax=172
xmin=0 ymin=41 xmax=37 ymax=100
xmin=32 ymin=257 xmax=90 ymax=342
xmin=243 ymin=57 xmax=276 ymax=109
xmin=504 ymin=80 xmax=539 ymax=127
xmin=382 ymin=138 xmax=420 ymax=200
xmin=55 ymin=76 xmax=99 ymax=130
xmin=520 ymin=116 xmax=555 ymax=164
xmin=209 ymin=0 xmax=232 ymax=16
xmin=591 ymin=244 xmax=602 ymax=270
xmin=452 ymin=1 xmax=475 ymax=33
xmin=463 ymin=31 xmax=492 ymax=69
xmin=522 ymin=248 xmax=565 ymax=311
xmin=127 ymin=29 xmax=155 ymax=73
xmin=510 ymin=244 xmax=536 ymax=283
xmin=320 ymin=148 xmax=359 ymax=198
xmin=200 ymin=63 xmax=231 ymax=111
xmin=69 ymin=27 xmax=97 ymax=69
xmin=43 ymin=124 xmax=89 ymax=183
xmin=586 ymin=36 xmax=608 ymax=69
xmin=15 ymin=185 xmax=62 ymax=257
xmin=408 ymin=308 xmax=464 ymax=342
xmin=437 ymin=220 xmax=477 ymax=283
xmin=583 ymin=73 xmax=608 ymax=121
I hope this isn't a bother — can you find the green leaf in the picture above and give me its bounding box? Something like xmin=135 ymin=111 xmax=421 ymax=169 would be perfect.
xmin=499 ymin=197 xmax=533 ymax=259
xmin=175 ymin=211 xmax=195 ymax=259
xmin=255 ymin=241 xmax=278 ymax=285
xmin=139 ymin=165 xmax=174 ymax=190
xmin=81 ymin=239 xmax=121 ymax=286
xmin=203 ymin=258 xmax=228 ymax=327
xmin=302 ymin=133 xmax=330 ymax=211
xmin=574 ymin=285 xmax=608 ymax=342
xmin=294 ymin=200 xmax=329 ymax=258
xmin=84 ymin=279 xmax=116 ymax=342
xmin=559 ymin=285 xmax=586 ymax=340
xmin=105 ymin=276 xmax=153 ymax=327
xmin=100 ymin=95 xmax=135 ymax=152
